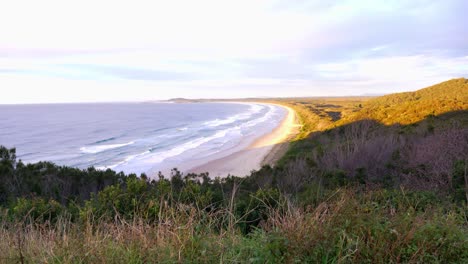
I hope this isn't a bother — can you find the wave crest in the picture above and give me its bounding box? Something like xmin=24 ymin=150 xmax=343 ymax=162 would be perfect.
xmin=80 ymin=141 xmax=134 ymax=154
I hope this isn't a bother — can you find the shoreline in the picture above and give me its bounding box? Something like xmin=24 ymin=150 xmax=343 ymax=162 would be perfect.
xmin=187 ymin=103 xmax=300 ymax=177
xmin=259 ymin=103 xmax=300 ymax=166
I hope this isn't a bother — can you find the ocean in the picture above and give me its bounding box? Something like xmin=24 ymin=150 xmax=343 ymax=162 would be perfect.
xmin=0 ymin=102 xmax=286 ymax=176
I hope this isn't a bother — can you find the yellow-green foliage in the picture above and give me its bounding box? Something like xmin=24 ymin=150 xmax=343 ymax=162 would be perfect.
xmin=342 ymin=78 xmax=468 ymax=125
xmin=281 ymin=102 xmax=327 ymax=139
xmin=262 ymin=98 xmax=370 ymax=138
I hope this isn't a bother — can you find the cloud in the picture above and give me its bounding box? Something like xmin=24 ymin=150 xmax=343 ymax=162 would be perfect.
xmin=0 ymin=0 xmax=467 ymax=103
xmin=60 ymin=64 xmax=197 ymax=81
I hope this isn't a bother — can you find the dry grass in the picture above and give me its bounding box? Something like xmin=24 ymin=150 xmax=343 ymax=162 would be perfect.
xmin=1 ymin=189 xmax=466 ymax=263
xmin=0 ymin=205 xmax=238 ymax=263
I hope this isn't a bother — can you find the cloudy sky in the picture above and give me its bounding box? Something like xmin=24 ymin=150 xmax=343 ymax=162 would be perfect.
xmin=1 ymin=0 xmax=467 ymax=103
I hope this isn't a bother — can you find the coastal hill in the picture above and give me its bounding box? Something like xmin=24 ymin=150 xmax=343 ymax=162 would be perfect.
xmin=166 ymin=98 xmax=204 ymax=103
xmin=280 ymin=79 xmax=467 ymax=188
xmin=0 ymin=79 xmax=467 ymax=262
xmin=342 ymin=78 xmax=468 ymax=125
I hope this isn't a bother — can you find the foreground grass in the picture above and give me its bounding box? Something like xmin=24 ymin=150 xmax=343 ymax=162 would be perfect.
xmin=1 ymin=189 xmax=466 ymax=263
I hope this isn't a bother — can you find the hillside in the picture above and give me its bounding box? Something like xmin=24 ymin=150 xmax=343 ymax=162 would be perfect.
xmin=341 ymin=78 xmax=468 ymax=125
xmin=268 ymin=79 xmax=468 ymax=204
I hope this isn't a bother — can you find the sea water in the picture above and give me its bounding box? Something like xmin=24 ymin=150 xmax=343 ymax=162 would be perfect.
xmin=0 ymin=102 xmax=286 ymax=176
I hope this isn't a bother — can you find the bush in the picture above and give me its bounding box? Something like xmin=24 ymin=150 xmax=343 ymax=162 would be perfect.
xmin=11 ymin=197 xmax=64 ymax=223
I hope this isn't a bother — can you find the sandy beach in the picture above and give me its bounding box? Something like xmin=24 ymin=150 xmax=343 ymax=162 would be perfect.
xmin=187 ymin=103 xmax=301 ymax=177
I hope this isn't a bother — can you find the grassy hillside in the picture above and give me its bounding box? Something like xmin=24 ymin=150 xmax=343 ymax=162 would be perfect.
xmin=341 ymin=78 xmax=468 ymax=125
xmin=272 ymin=79 xmax=468 ymax=162
xmin=0 ymin=79 xmax=467 ymax=263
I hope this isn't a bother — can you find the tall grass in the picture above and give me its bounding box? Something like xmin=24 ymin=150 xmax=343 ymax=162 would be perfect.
xmin=1 ymin=188 xmax=466 ymax=263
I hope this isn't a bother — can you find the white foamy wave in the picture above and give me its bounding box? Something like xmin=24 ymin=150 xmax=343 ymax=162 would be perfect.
xmin=96 ymin=150 xmax=150 ymax=170
xmin=145 ymin=129 xmax=234 ymax=164
xmin=80 ymin=141 xmax=135 ymax=154
xmin=97 ymin=129 xmax=234 ymax=171
xmin=242 ymin=105 xmax=279 ymax=128
xmin=203 ymin=103 xmax=264 ymax=127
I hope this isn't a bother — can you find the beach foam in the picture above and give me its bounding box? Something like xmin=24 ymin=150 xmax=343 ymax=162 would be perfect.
xmin=203 ymin=103 xmax=264 ymax=127
xmin=80 ymin=141 xmax=135 ymax=154
xmin=116 ymin=127 xmax=238 ymax=169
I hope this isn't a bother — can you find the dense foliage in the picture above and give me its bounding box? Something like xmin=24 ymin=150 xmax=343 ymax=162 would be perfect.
xmin=0 ymin=79 xmax=467 ymax=263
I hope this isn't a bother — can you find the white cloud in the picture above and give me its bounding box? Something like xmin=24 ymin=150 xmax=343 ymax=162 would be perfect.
xmin=316 ymin=55 xmax=468 ymax=81
xmin=371 ymin=45 xmax=389 ymax=52
xmin=315 ymin=54 xmax=468 ymax=92
xmin=0 ymin=0 xmax=467 ymax=103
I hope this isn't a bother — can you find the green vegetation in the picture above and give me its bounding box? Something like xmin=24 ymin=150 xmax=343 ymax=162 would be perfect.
xmin=1 ymin=79 xmax=467 ymax=263
xmin=341 ymin=78 xmax=468 ymax=125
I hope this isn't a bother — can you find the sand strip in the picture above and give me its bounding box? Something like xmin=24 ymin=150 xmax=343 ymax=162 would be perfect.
xmin=187 ymin=103 xmax=301 ymax=177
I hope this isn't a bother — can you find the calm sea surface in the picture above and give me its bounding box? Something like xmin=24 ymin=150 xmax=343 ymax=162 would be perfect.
xmin=0 ymin=102 xmax=285 ymax=175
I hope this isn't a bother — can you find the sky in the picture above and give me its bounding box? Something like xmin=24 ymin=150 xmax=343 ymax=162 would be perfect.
xmin=0 ymin=0 xmax=467 ymax=104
